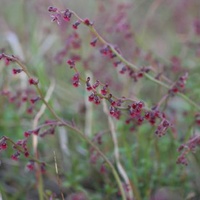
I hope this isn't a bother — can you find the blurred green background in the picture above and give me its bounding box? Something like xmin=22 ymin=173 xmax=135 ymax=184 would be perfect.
xmin=1 ymin=0 xmax=200 ymax=199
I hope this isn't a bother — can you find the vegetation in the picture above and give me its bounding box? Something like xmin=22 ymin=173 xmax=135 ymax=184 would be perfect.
xmin=1 ymin=1 xmax=200 ymax=199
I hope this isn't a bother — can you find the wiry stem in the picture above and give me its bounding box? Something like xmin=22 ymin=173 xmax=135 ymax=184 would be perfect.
xmin=70 ymin=10 xmax=200 ymax=111
xmin=102 ymin=100 xmax=134 ymax=200
xmin=3 ymin=55 xmax=127 ymax=200
xmin=32 ymin=80 xmax=55 ymax=200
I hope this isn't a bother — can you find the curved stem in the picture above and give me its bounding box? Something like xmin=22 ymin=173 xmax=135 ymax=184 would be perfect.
xmin=102 ymin=100 xmax=134 ymax=200
xmin=69 ymin=11 xmax=200 ymax=111
xmin=6 ymin=56 xmax=127 ymax=200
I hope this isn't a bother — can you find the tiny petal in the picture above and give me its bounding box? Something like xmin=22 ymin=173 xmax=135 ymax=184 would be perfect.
xmin=48 ymin=6 xmax=57 ymax=12
xmin=29 ymin=78 xmax=38 ymax=85
xmin=90 ymin=38 xmax=98 ymax=47
xmin=12 ymin=68 xmax=23 ymax=74
xmin=84 ymin=18 xmax=92 ymax=26
xmin=72 ymin=21 xmax=80 ymax=29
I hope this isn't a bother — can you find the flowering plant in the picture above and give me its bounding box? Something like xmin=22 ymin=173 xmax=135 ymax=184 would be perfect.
xmin=1 ymin=1 xmax=200 ymax=199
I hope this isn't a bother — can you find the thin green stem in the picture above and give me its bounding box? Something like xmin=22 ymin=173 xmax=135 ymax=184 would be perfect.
xmin=178 ymin=93 xmax=200 ymax=110
xmin=6 ymin=55 xmax=127 ymax=200
xmin=4 ymin=137 xmax=44 ymax=164
xmin=70 ymin=11 xmax=200 ymax=111
xmin=38 ymin=174 xmax=44 ymax=200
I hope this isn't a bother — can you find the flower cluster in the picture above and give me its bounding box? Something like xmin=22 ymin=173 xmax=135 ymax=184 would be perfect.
xmin=49 ymin=7 xmax=72 ymax=25
xmin=49 ymin=6 xmax=150 ymax=85
xmin=0 ymin=53 xmax=15 ymax=66
xmin=177 ymin=135 xmax=200 ymax=165
xmin=0 ymin=136 xmax=29 ymax=161
xmin=0 ymin=53 xmax=42 ymax=112
xmin=169 ymin=72 xmax=188 ymax=94
xmin=0 ymin=136 xmax=7 ymax=151
xmin=126 ymin=102 xmax=170 ymax=136
xmin=24 ymin=121 xmax=57 ymax=139
xmin=0 ymin=112 xmax=59 ymax=173
xmin=88 ymin=93 xmax=101 ymax=105
xmin=55 ymin=32 xmax=81 ymax=64
xmin=24 ymin=128 xmax=40 ymax=137
xmin=1 ymin=7 xmax=200 ymax=200
xmin=12 ymin=139 xmax=29 ymax=160
xmin=25 ymin=160 xmax=46 ymax=173
xmin=67 ymin=55 xmax=172 ymax=135
xmin=71 ymin=73 xmax=80 ymax=87
xmin=1 ymin=87 xmax=40 ymax=115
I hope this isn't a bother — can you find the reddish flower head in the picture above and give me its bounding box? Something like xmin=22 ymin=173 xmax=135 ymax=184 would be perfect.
xmin=29 ymin=78 xmax=38 ymax=85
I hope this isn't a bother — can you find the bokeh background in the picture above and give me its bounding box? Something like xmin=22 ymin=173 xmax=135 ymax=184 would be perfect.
xmin=1 ymin=0 xmax=200 ymax=199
